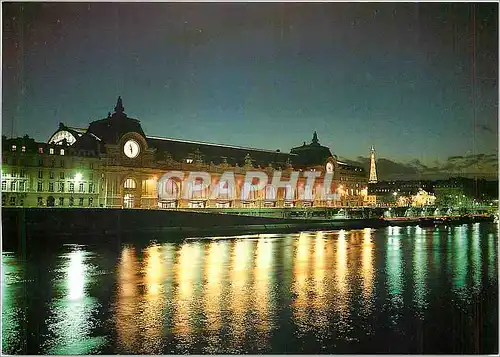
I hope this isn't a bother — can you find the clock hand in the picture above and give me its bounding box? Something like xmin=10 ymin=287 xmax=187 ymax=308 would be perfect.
xmin=130 ymin=145 xmax=133 ymax=154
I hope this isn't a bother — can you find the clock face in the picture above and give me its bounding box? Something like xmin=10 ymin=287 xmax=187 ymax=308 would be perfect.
xmin=326 ymin=162 xmax=334 ymax=174
xmin=124 ymin=139 xmax=140 ymax=158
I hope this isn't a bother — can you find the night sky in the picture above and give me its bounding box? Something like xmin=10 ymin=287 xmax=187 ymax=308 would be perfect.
xmin=2 ymin=3 xmax=498 ymax=179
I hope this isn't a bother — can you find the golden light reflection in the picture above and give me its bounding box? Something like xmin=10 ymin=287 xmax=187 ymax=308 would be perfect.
xmin=292 ymin=232 xmax=311 ymax=328
xmin=228 ymin=239 xmax=253 ymax=347
xmin=141 ymin=244 xmax=166 ymax=354
xmin=361 ymin=228 xmax=374 ymax=313
xmin=204 ymin=242 xmax=227 ymax=336
xmin=172 ymin=242 xmax=202 ymax=345
xmin=254 ymin=239 xmax=274 ymax=334
xmin=115 ymin=246 xmax=140 ymax=352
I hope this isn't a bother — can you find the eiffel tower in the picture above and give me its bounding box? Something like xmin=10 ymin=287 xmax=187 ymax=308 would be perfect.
xmin=369 ymin=146 xmax=378 ymax=183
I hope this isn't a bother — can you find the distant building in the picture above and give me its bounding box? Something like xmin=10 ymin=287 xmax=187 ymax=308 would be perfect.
xmin=369 ymin=145 xmax=377 ymax=183
xmin=1 ymin=97 xmax=369 ymax=209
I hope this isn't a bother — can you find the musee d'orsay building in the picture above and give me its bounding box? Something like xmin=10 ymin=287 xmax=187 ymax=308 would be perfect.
xmin=2 ymin=98 xmax=369 ymax=209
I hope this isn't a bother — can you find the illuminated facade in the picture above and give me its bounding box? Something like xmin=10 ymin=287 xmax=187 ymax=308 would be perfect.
xmin=2 ymin=98 xmax=368 ymax=209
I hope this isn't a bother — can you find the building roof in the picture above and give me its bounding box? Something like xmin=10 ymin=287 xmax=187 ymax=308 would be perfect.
xmin=147 ymin=135 xmax=294 ymax=168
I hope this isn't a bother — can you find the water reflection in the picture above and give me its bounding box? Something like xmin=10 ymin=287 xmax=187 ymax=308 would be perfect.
xmin=386 ymin=228 xmax=403 ymax=325
xmin=228 ymin=239 xmax=252 ymax=351
xmin=115 ymin=246 xmax=140 ymax=353
xmin=46 ymin=248 xmax=104 ymax=354
xmin=1 ymin=254 xmax=24 ymax=354
xmin=2 ymin=223 xmax=498 ymax=355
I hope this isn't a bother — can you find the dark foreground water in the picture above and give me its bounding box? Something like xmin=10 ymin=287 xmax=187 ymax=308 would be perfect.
xmin=2 ymin=223 xmax=498 ymax=354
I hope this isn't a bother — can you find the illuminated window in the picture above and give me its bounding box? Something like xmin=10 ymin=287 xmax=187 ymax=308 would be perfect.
xmin=38 ymin=147 xmax=43 ymax=154
xmin=186 ymin=158 xmax=193 ymax=164
xmin=11 ymin=145 xmax=16 ymax=151
xmin=124 ymin=178 xmax=136 ymax=189
xmin=21 ymin=146 xmax=26 ymax=152
xmin=49 ymin=148 xmax=54 ymax=155
xmin=60 ymin=149 xmax=65 ymax=156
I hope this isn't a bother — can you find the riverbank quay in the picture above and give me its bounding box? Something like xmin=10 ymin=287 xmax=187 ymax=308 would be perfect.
xmin=2 ymin=208 xmax=495 ymax=249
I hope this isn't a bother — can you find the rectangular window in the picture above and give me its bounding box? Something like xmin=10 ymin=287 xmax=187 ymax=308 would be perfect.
xmin=37 ymin=182 xmax=43 ymax=192
xmin=11 ymin=145 xmax=16 ymax=152
xmin=10 ymin=196 xmax=16 ymax=206
xmin=19 ymin=199 xmax=24 ymax=206
xmin=59 ymin=197 xmax=64 ymax=206
xmin=89 ymin=183 xmax=94 ymax=193
xmin=38 ymin=170 xmax=43 ymax=179
xmin=90 ymin=163 xmax=94 ymax=169
xmin=79 ymin=183 xmax=84 ymax=193
xmin=38 ymin=147 xmax=43 ymax=154
xmin=69 ymin=197 xmax=74 ymax=207
xmin=60 ymin=160 xmax=64 ymax=168
xmin=19 ymin=181 xmax=25 ymax=191
xmin=21 ymin=146 xmax=26 ymax=152
xmin=50 ymin=171 xmax=54 ymax=179
xmin=49 ymin=182 xmax=54 ymax=192
xmin=60 ymin=149 xmax=65 ymax=156
xmin=79 ymin=197 xmax=84 ymax=206
xmin=10 ymin=181 xmax=16 ymax=191
xmin=88 ymin=197 xmax=93 ymax=207
xmin=49 ymin=148 xmax=54 ymax=155
xmin=38 ymin=159 xmax=44 ymax=166
xmin=69 ymin=182 xmax=74 ymax=192
xmin=38 ymin=197 xmax=43 ymax=206
xmin=11 ymin=170 xmax=17 ymax=177
xmin=60 ymin=171 xmax=65 ymax=179
xmin=1 ymin=181 xmax=6 ymax=191
xmin=20 ymin=169 xmax=25 ymax=178
xmin=59 ymin=182 xmax=65 ymax=192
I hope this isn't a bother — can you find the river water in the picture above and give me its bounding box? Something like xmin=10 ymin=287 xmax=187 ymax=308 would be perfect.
xmin=2 ymin=223 xmax=498 ymax=354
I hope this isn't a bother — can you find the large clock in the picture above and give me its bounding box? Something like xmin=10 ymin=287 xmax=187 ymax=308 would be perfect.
xmin=326 ymin=162 xmax=334 ymax=173
xmin=124 ymin=139 xmax=140 ymax=158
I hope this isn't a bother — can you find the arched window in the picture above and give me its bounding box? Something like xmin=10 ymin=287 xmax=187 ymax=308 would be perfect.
xmin=285 ymin=184 xmax=294 ymax=200
xmin=163 ymin=178 xmax=180 ymax=199
xmin=124 ymin=178 xmax=136 ymax=189
xmin=265 ymin=184 xmax=276 ymax=201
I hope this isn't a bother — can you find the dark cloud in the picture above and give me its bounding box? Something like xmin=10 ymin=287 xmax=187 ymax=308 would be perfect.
xmin=341 ymin=153 xmax=498 ymax=180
